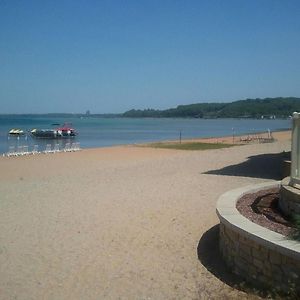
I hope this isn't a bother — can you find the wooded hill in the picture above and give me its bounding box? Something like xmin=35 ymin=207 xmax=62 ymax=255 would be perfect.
xmin=122 ymin=97 xmax=300 ymax=118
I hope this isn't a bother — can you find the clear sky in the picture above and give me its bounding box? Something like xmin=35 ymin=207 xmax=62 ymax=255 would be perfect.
xmin=1 ymin=0 xmax=300 ymax=114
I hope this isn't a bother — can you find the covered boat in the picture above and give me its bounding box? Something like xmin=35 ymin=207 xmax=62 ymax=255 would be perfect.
xmin=30 ymin=123 xmax=77 ymax=139
xmin=9 ymin=129 xmax=25 ymax=135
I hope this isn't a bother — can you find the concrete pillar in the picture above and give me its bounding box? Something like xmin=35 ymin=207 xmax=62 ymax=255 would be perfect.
xmin=280 ymin=112 xmax=300 ymax=216
xmin=290 ymin=112 xmax=300 ymax=188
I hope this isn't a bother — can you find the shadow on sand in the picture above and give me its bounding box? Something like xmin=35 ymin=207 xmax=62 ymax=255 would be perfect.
xmin=198 ymin=221 xmax=296 ymax=298
xmin=197 ymin=225 xmax=269 ymax=297
xmin=203 ymin=151 xmax=291 ymax=180
xmin=197 ymin=225 xmax=244 ymax=289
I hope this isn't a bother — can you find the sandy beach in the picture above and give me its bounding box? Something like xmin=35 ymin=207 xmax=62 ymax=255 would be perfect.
xmin=0 ymin=130 xmax=292 ymax=299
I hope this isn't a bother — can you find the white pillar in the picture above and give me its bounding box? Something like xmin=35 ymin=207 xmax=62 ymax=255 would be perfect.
xmin=290 ymin=112 xmax=300 ymax=188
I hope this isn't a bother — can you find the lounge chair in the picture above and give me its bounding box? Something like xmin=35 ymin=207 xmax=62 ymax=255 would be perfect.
xmin=5 ymin=146 xmax=16 ymax=157
xmin=53 ymin=144 xmax=60 ymax=153
xmin=32 ymin=145 xmax=39 ymax=155
xmin=64 ymin=142 xmax=71 ymax=152
xmin=44 ymin=144 xmax=52 ymax=154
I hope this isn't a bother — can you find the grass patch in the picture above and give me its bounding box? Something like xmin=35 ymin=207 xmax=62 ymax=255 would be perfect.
xmin=147 ymin=142 xmax=235 ymax=151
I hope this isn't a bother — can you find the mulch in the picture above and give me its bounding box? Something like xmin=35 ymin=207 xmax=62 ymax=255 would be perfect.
xmin=236 ymin=187 xmax=296 ymax=236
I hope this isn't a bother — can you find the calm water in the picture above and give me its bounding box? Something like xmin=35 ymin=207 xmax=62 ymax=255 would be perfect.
xmin=0 ymin=116 xmax=291 ymax=154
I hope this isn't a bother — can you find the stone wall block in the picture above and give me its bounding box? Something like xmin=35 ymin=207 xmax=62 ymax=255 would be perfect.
xmin=271 ymin=270 xmax=284 ymax=283
xmin=262 ymin=264 xmax=273 ymax=279
xmin=239 ymin=249 xmax=251 ymax=261
xmin=234 ymin=256 xmax=248 ymax=273
xmin=252 ymin=258 xmax=264 ymax=271
xmin=227 ymin=229 xmax=237 ymax=240
xmin=250 ymin=240 xmax=260 ymax=250
xmin=239 ymin=243 xmax=251 ymax=256
xmin=257 ymin=274 xmax=272 ymax=287
xmin=252 ymin=247 xmax=267 ymax=260
xmin=248 ymin=265 xmax=258 ymax=280
xmin=269 ymin=250 xmax=282 ymax=265
xmin=285 ymin=256 xmax=298 ymax=266
xmin=281 ymin=265 xmax=300 ymax=281
xmin=258 ymin=246 xmax=269 ymax=258
xmin=239 ymin=235 xmax=253 ymax=248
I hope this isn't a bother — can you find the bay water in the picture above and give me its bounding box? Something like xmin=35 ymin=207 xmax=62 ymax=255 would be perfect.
xmin=0 ymin=116 xmax=291 ymax=154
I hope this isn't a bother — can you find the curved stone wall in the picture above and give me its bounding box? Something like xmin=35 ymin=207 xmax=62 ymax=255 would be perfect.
xmin=216 ymin=182 xmax=300 ymax=294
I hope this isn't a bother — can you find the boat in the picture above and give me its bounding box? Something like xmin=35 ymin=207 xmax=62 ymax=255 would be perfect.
xmin=30 ymin=123 xmax=77 ymax=139
xmin=8 ymin=129 xmax=25 ymax=136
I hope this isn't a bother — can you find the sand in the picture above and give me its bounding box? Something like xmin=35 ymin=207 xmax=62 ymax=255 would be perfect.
xmin=0 ymin=131 xmax=291 ymax=299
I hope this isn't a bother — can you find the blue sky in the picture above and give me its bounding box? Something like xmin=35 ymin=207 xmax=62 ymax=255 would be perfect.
xmin=1 ymin=0 xmax=300 ymax=113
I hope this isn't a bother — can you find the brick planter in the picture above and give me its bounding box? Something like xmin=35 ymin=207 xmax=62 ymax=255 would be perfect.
xmin=216 ymin=182 xmax=300 ymax=294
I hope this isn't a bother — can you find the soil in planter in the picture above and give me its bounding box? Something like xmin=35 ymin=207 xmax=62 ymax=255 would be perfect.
xmin=236 ymin=187 xmax=296 ymax=236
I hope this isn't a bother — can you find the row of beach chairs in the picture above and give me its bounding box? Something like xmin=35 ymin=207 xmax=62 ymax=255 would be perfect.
xmin=239 ymin=132 xmax=274 ymax=143
xmin=3 ymin=142 xmax=81 ymax=157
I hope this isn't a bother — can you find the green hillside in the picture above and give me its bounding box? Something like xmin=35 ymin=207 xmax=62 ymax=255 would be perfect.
xmin=123 ymin=97 xmax=300 ymax=118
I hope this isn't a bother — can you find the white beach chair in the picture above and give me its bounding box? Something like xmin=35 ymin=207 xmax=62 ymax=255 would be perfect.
xmin=32 ymin=145 xmax=39 ymax=155
xmin=44 ymin=144 xmax=52 ymax=154
xmin=53 ymin=143 xmax=60 ymax=153
xmin=16 ymin=145 xmax=24 ymax=156
xmin=71 ymin=142 xmax=80 ymax=151
xmin=22 ymin=145 xmax=29 ymax=155
xmin=5 ymin=145 xmax=16 ymax=157
xmin=64 ymin=142 xmax=71 ymax=152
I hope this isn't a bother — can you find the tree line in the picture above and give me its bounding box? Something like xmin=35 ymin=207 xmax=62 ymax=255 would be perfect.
xmin=122 ymin=97 xmax=300 ymax=118
xmin=2 ymin=97 xmax=299 ymax=119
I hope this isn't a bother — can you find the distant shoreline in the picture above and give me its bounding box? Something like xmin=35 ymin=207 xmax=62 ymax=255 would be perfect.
xmin=0 ymin=114 xmax=291 ymax=120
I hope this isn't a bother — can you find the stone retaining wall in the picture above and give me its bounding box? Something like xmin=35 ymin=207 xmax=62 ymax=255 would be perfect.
xmin=216 ymin=182 xmax=300 ymax=294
